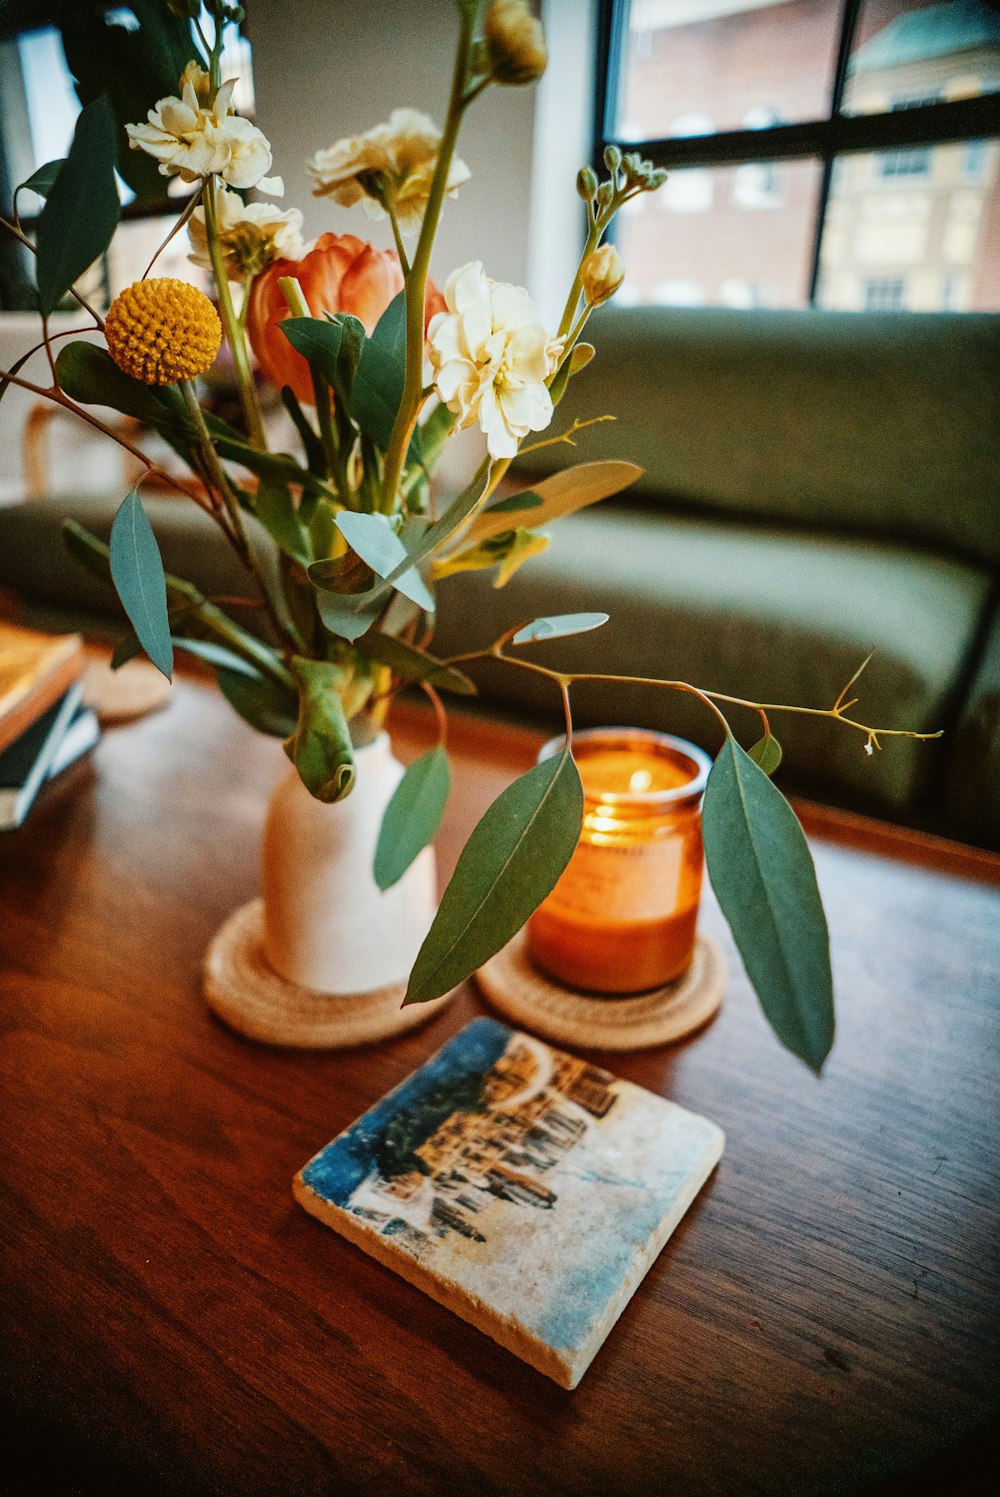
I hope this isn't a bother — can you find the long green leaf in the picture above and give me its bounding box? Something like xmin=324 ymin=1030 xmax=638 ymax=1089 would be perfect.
xmin=355 ymin=633 xmax=476 ymax=695
xmin=748 ymin=733 xmax=783 ymax=776
xmin=109 ymin=490 xmax=173 ymax=679
xmin=280 ymin=317 xmax=345 ymax=385
xmin=62 ymin=519 xmax=292 ymax=686
xmin=375 ymin=746 xmax=451 ymax=891
xmin=404 ymin=749 xmax=584 ymax=1005
xmin=36 ymin=98 xmax=121 ymax=316
xmin=702 ymin=733 xmax=834 ymax=1072
xmin=283 ymin=657 xmax=356 ymax=802
xmin=55 ymin=341 xmax=187 ymax=433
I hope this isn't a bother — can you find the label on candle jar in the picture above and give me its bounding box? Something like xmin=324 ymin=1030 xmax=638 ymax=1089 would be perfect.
xmin=546 ymin=837 xmax=684 ymax=922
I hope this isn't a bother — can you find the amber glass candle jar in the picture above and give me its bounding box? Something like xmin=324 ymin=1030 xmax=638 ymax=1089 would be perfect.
xmin=527 ymin=728 xmax=711 ymax=995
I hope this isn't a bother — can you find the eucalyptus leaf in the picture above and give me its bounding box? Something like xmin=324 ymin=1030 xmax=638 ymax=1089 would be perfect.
xmin=283 ymin=657 xmax=356 ymax=802
xmin=404 ymin=749 xmax=584 ymax=1005
xmin=333 ymin=512 xmax=434 ymax=611
xmin=109 ymin=490 xmax=173 ymax=679
xmin=702 ymin=733 xmax=834 ymax=1073
xmin=374 ymin=745 xmax=451 ymax=891
xmin=170 ymin=638 xmax=262 ymax=679
xmin=56 ymin=341 xmax=188 ymax=438
xmin=36 ymin=98 xmax=120 ymax=316
xmin=355 ymin=634 xmax=476 ymax=695
xmin=748 ymin=733 xmax=783 ymax=777
xmin=512 ymin=612 xmax=609 ymax=645
xmin=315 ymin=589 xmax=386 ymax=642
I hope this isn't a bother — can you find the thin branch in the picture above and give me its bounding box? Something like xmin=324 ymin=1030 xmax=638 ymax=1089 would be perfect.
xmin=142 ymin=188 xmax=203 ymax=279
xmin=517 ymin=414 xmax=615 ymax=457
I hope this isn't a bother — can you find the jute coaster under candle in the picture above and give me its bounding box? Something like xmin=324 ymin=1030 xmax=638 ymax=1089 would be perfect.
xmin=475 ymin=929 xmax=725 ymax=1051
xmin=203 ymin=897 xmax=455 ymax=1048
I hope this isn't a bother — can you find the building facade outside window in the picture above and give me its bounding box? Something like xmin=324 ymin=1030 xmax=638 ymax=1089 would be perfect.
xmin=599 ymin=0 xmax=1000 ymax=310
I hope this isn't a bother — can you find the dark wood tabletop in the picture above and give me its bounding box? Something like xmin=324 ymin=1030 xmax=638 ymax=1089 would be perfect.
xmin=2 ymin=672 xmax=998 ymax=1497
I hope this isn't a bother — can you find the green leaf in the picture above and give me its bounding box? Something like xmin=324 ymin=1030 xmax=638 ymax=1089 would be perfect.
xmin=374 ymin=745 xmax=451 ymax=891
xmin=349 ymin=290 xmax=407 ymax=449
xmin=315 ymin=590 xmax=386 ymax=642
xmin=331 ymin=512 xmax=434 ymax=611
xmin=55 ymin=342 xmax=187 ymax=434
xmin=109 ymin=490 xmax=173 ymax=679
xmin=512 ymin=612 xmax=609 ymax=645
xmin=432 ymin=527 xmax=549 ymax=586
xmin=702 ymin=733 xmax=834 ymax=1073
xmin=484 ymin=489 xmax=543 ymax=515
xmin=219 ymin=668 xmax=299 ymax=739
xmin=418 ymin=401 xmax=457 ymax=473
xmin=35 ymin=98 xmax=121 ymax=316
xmin=404 ymin=749 xmax=584 ymax=1005
xmin=748 ymin=733 xmax=783 ymax=777
xmin=283 ymin=657 xmax=356 ymax=802
xmin=280 ymin=316 xmax=345 ymax=385
xmin=463 ymin=460 xmax=643 ymax=546
xmin=17 ymin=159 xmax=65 ymax=200
xmin=281 ymin=386 xmax=326 ymax=475
xmin=355 ymin=634 xmax=476 ymax=695
xmin=251 ymin=484 xmax=311 ymax=566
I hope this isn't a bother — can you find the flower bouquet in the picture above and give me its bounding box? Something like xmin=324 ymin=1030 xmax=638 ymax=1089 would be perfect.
xmin=0 ymin=0 xmax=936 ymax=1069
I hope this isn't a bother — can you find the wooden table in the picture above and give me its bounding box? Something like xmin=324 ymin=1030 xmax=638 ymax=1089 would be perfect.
xmin=2 ymin=675 xmax=998 ymax=1497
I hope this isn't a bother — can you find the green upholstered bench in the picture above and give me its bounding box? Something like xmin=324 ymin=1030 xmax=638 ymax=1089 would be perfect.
xmin=434 ymin=307 xmax=1000 ymax=842
xmin=1 ymin=307 xmax=997 ymax=846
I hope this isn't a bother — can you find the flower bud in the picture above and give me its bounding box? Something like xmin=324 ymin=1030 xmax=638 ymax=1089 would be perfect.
xmin=596 ymin=180 xmax=613 ymax=207
xmin=580 ymin=244 xmax=625 ymax=307
xmin=484 ymin=0 xmax=548 ymax=85
xmin=648 ymin=168 xmax=669 ymax=190
xmin=577 ymin=165 xmax=599 ymax=201
xmin=603 ymin=143 xmax=622 ymax=173
xmin=622 ymin=151 xmax=641 ymax=176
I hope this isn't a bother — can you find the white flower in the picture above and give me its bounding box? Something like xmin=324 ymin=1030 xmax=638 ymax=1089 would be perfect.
xmin=126 ymin=74 xmax=272 ymax=190
xmin=307 ymin=108 xmax=470 ymax=234
xmin=428 ymin=262 xmax=562 ymax=460
xmin=188 ymin=186 xmax=304 ymax=282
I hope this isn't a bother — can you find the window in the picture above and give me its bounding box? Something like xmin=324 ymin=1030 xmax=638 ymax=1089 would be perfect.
xmin=597 ymin=0 xmax=1000 ymax=311
xmin=1 ymin=17 xmax=255 ymax=310
xmin=863 ymin=275 xmax=906 ymax=309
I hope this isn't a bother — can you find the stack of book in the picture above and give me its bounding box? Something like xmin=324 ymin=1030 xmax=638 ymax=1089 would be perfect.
xmin=0 ymin=622 xmax=100 ymax=831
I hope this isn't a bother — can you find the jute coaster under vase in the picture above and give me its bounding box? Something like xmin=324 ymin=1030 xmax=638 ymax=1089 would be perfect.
xmin=203 ymin=897 xmax=456 ymax=1048
xmin=475 ymin=929 xmax=726 ymax=1051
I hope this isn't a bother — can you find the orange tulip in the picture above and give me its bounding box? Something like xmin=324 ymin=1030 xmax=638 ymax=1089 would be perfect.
xmin=247 ymin=231 xmax=444 ymax=405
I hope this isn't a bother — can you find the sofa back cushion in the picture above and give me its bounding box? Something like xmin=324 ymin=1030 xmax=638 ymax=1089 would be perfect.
xmin=525 ymin=308 xmax=1000 ymax=569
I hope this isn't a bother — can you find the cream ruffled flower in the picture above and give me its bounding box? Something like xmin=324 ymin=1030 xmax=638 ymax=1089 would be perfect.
xmin=188 ymin=185 xmax=305 ymax=282
xmin=126 ymin=74 xmax=272 ymax=189
xmin=307 ymin=108 xmax=470 ymax=234
xmin=428 ymin=262 xmax=561 ymax=460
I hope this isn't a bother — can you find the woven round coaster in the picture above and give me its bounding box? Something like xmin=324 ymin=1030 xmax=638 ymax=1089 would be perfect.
xmin=203 ymin=898 xmax=455 ymax=1049
xmin=83 ymin=657 xmax=173 ymax=723
xmin=475 ymin=929 xmax=726 ymax=1051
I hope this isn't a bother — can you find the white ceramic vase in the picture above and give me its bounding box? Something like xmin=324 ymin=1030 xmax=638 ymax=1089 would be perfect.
xmin=203 ymin=733 xmax=455 ymax=1048
xmin=262 ymin=732 xmax=436 ymax=993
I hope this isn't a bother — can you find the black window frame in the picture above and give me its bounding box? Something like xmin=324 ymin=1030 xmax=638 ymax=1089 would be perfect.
xmin=594 ymin=0 xmax=1000 ymax=306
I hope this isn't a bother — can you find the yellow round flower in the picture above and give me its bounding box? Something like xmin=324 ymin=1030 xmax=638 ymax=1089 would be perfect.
xmin=104 ymin=278 xmax=222 ymax=386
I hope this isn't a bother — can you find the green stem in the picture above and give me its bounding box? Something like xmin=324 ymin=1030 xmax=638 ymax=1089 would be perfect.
xmin=380 ymin=4 xmax=476 ymax=512
xmin=180 ymin=381 xmax=292 ymax=649
xmin=203 ymin=177 xmax=268 ymax=450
